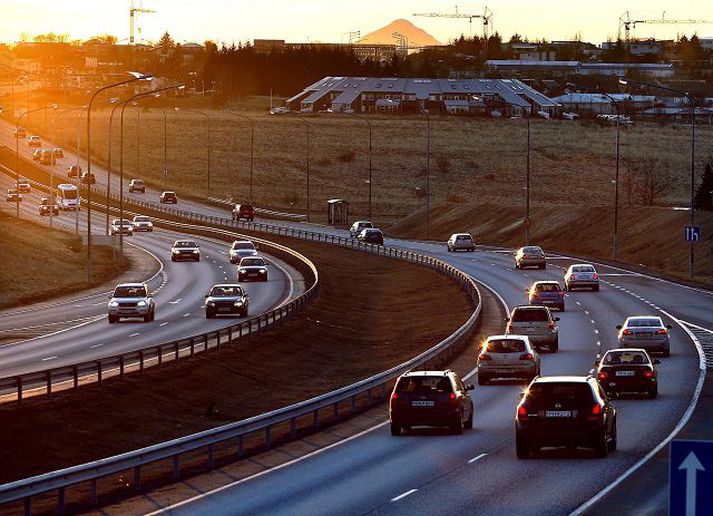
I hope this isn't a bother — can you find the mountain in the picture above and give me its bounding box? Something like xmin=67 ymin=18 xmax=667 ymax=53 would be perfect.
xmin=358 ymin=19 xmax=441 ymax=47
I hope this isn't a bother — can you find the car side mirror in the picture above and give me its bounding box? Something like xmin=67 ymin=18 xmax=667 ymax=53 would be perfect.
xmin=504 ymin=317 xmax=510 ymax=322
xmin=653 ymin=359 xmax=661 ymax=365
xmin=554 ymin=317 xmax=560 ymax=322
xmin=204 ymin=294 xmax=209 ymax=298
xmin=666 ymin=324 xmax=672 ymax=330
xmin=616 ymin=325 xmax=622 ymax=330
xmin=465 ymin=384 xmax=474 ymax=391
xmin=518 ymin=392 xmax=525 ymax=400
xmin=107 ymin=294 xmax=112 ymax=299
xmin=525 ymin=288 xmax=530 ymax=293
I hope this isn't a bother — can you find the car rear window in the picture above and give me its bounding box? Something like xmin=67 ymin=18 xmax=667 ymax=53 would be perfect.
xmin=134 ymin=216 xmax=150 ymax=222
xmin=456 ymin=235 xmax=472 ymax=241
xmin=603 ymin=351 xmax=649 ymax=365
xmin=536 ymin=283 xmax=561 ymax=292
xmin=232 ymin=242 xmax=255 ymax=250
xmin=486 ymin=339 xmax=526 ymax=353
xmin=241 ymin=258 xmax=265 ymax=266
xmin=240 ymin=205 xmax=254 ymax=211
xmin=210 ymin=286 xmax=243 ymax=296
xmin=176 ymin=241 xmax=197 ymax=247
xmin=523 ymin=246 xmax=543 ymax=254
xmin=572 ymin=265 xmax=595 ymax=273
xmin=395 ymin=376 xmax=453 ymax=395
xmin=527 ymin=383 xmax=594 ymax=406
xmin=512 ymin=308 xmax=549 ymax=322
xmin=628 ymin=318 xmax=662 ymax=327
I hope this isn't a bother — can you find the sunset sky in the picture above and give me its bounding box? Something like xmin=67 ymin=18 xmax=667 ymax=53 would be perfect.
xmin=1 ymin=0 xmax=712 ymax=46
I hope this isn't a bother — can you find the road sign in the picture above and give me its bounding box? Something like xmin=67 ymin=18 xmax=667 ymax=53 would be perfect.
xmin=684 ymin=226 xmax=701 ymax=242
xmin=670 ymin=440 xmax=713 ymax=516
xmin=163 ymin=169 xmax=168 ymax=178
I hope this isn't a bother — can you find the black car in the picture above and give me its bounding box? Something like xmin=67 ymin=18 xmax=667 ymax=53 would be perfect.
xmin=515 ymin=376 xmax=617 ymax=458
xmin=358 ymin=228 xmax=384 ymax=246
xmin=39 ymin=197 xmax=60 ymax=216
xmin=237 ymin=256 xmax=268 ymax=282
xmin=205 ymin=284 xmax=249 ymax=318
xmin=596 ymin=348 xmax=659 ymax=398
xmin=389 ymin=370 xmax=474 ymax=435
xmin=67 ymin=165 xmax=82 ymax=178
xmin=129 ymin=179 xmax=146 ymax=193
xmin=80 ymin=171 xmax=96 ymax=185
xmin=160 ymin=191 xmax=178 ymax=204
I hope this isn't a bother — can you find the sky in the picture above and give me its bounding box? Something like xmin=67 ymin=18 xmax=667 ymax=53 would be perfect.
xmin=1 ymin=0 xmax=712 ymax=46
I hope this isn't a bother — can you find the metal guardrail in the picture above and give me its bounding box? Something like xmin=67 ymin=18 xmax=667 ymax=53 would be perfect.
xmin=207 ymin=196 xmax=308 ymax=221
xmin=0 ymin=159 xmax=482 ymax=515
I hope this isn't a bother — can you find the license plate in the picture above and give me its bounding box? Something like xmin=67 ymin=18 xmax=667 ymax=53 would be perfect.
xmin=249 ymin=273 xmax=257 ymax=277
xmin=526 ymin=328 xmax=536 ymax=333
xmin=218 ymin=307 xmax=231 ymax=312
xmin=411 ymin=400 xmax=435 ymax=407
xmin=615 ymin=371 xmax=635 ymax=376
xmin=545 ymin=411 xmax=571 ymax=417
xmin=636 ymin=333 xmax=653 ymax=338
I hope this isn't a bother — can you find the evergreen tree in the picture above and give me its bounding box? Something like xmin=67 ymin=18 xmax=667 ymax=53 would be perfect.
xmin=694 ymin=158 xmax=713 ymax=211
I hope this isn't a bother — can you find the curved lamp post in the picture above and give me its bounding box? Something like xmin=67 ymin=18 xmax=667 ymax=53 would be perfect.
xmin=175 ymin=107 xmax=211 ymax=198
xmin=226 ymin=110 xmax=255 ymax=202
xmin=54 ymin=105 xmax=88 ymax=233
xmin=419 ymin=106 xmax=431 ymax=240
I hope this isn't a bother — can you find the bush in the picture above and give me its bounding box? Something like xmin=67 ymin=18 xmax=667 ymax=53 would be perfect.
xmin=336 ymin=149 xmax=356 ymax=163
xmin=437 ymin=156 xmax=451 ymax=175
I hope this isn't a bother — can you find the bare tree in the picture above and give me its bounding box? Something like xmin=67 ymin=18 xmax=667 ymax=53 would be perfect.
xmin=635 ymin=156 xmax=675 ymax=206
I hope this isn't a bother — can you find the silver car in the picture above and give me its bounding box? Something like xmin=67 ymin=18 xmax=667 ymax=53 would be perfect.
xmin=447 ymin=233 xmax=476 ymax=252
xmin=350 ymin=220 xmax=373 ymax=238
xmin=506 ymin=305 xmax=559 ymax=353
xmin=132 ymin=215 xmax=153 ymax=232
xmin=229 ymin=240 xmax=258 ymax=264
xmin=108 ymin=283 xmax=155 ymax=323
xmin=477 ymin=335 xmax=540 ymax=385
xmin=171 ymin=240 xmax=201 ymax=262
xmin=110 ymin=219 xmax=134 ymax=236
xmin=617 ymin=316 xmax=672 ymax=357
xmin=564 ymin=264 xmax=599 ymax=291
xmin=515 ymin=246 xmax=546 ymax=270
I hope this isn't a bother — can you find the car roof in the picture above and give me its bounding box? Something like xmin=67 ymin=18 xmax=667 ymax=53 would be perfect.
xmin=163 ymin=191 xmax=176 ymax=194
xmin=174 ymin=240 xmax=197 ymax=244
xmin=626 ymin=316 xmax=662 ymax=322
xmin=116 ymin=282 xmax=145 ymax=288
xmin=486 ymin=334 xmax=529 ymax=341
xmin=513 ymin=305 xmax=549 ymax=311
xmin=532 ymin=375 xmax=591 ymax=384
xmin=211 ymin=283 xmax=242 ymax=289
xmin=232 ymin=239 xmax=253 ymax=244
xmin=401 ymin=370 xmax=454 ymax=378
xmin=451 ymin=233 xmax=472 ymax=237
xmin=604 ymin=348 xmax=649 ymax=354
xmin=354 ymin=220 xmax=371 ymax=224
xmin=533 ymin=280 xmax=559 ymax=285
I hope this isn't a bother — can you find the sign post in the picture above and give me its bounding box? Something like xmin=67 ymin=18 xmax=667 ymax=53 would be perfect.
xmin=670 ymin=440 xmax=713 ymax=516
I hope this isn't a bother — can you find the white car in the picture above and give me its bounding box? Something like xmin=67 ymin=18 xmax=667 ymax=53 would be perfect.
xmin=349 ymin=220 xmax=373 ymax=238
xmin=447 ymin=233 xmax=475 ymax=252
xmin=171 ymin=240 xmax=200 ymax=262
xmin=564 ymin=264 xmax=599 ymax=291
xmin=107 ymin=282 xmax=155 ymax=323
xmin=132 ymin=215 xmax=153 ymax=232
xmin=110 ymin=219 xmax=134 ymax=236
xmin=229 ymin=240 xmax=258 ymax=264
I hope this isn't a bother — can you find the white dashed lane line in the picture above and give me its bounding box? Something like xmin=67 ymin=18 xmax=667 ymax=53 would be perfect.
xmin=159 ymin=322 xmax=168 ymax=327
xmin=468 ymin=453 xmax=488 ymax=464
xmin=42 ymin=356 xmax=58 ymax=361
xmin=129 ymin=333 xmax=140 ymax=337
xmin=391 ymin=489 xmax=418 ymax=502
xmin=182 ymin=313 xmax=191 ymax=318
xmin=90 ymin=343 xmax=103 ymax=349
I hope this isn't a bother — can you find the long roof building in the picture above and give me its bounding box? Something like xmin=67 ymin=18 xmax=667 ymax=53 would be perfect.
xmin=286 ymin=76 xmax=560 ymax=116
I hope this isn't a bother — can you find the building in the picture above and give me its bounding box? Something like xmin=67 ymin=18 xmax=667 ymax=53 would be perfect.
xmin=253 ymin=39 xmax=402 ymax=61
xmin=485 ymin=60 xmax=674 ymax=78
xmin=551 ymin=93 xmax=657 ymax=115
xmin=286 ymin=76 xmax=561 ymax=117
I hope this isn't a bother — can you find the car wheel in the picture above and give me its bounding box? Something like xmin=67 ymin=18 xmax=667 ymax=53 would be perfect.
xmin=171 ymin=256 xmax=176 ymax=262
xmin=649 ymin=386 xmax=658 ymax=399
xmin=263 ymin=275 xmax=269 ymax=282
xmin=594 ymin=429 xmax=609 ymax=458
xmin=390 ymin=423 xmax=402 ymax=436
xmin=594 ymin=285 xmax=600 ymax=292
xmin=550 ymin=338 xmax=559 ymax=353
xmin=516 ymin=432 xmax=530 ymax=459
xmin=662 ymin=348 xmax=670 ymax=358
xmin=143 ymin=313 xmax=152 ymax=323
xmin=540 ymin=264 xmax=546 ymax=270
xmin=607 ymin=420 xmax=617 ymax=452
xmin=478 ymin=373 xmax=489 ymax=386
xmin=241 ymin=310 xmax=248 ymax=318
xmin=206 ymin=310 xmax=214 ymax=319
xmin=108 ymin=315 xmax=117 ymax=324
xmin=451 ymin=413 xmax=464 ymax=435
xmin=447 ymin=246 xmax=452 ymax=252
xmin=464 ymin=406 xmax=474 ymax=430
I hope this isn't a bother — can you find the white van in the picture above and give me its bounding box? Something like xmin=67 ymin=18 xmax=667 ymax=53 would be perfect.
xmin=56 ymin=183 xmax=80 ymax=210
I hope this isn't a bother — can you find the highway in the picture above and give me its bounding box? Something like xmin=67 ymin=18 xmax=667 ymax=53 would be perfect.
xmin=3 ymin=117 xmax=713 ymax=514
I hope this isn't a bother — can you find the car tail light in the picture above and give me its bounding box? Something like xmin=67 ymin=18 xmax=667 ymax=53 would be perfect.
xmin=449 ymin=392 xmax=458 ymax=406
xmin=548 ymin=321 xmax=556 ymax=330
xmin=593 ymin=273 xmax=599 ymax=280
xmin=517 ymin=404 xmax=528 ymax=420
xmin=570 ymin=274 xmax=576 ymax=280
xmin=391 ymin=392 xmax=398 ymax=401
xmin=598 ymin=372 xmax=607 ymax=380
xmin=622 ymin=329 xmax=633 ymax=336
xmin=656 ymin=329 xmax=668 ymax=335
xmin=519 ymin=353 xmax=534 ymax=360
xmin=559 ymin=291 xmax=564 ymax=297
xmin=645 ymin=371 xmax=654 ymax=378
xmin=588 ymin=404 xmax=603 ymax=422
xmin=506 ymin=323 xmax=514 ymax=333
xmin=479 ymin=353 xmax=492 ymax=361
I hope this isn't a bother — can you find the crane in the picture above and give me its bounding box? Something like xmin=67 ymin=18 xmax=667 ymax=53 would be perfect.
xmin=392 ymin=31 xmax=409 ymax=52
xmin=618 ymin=11 xmax=713 ymax=42
xmin=413 ymin=5 xmax=493 ymax=39
xmin=342 ymin=31 xmax=361 ymax=45
xmin=130 ymin=0 xmax=156 ymax=45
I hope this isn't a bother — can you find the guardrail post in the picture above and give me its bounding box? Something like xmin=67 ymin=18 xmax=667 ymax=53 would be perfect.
xmin=119 ymin=355 xmax=125 ymax=380
xmin=313 ymin=410 xmax=319 ymax=431
xmin=23 ymin=497 xmax=30 ymax=516
xmin=334 ymin=402 xmax=339 ymax=420
xmin=46 ymin=371 xmax=52 ymax=399
xmin=133 ymin=465 xmax=141 ymax=492
xmin=290 ymin=418 xmax=297 ymax=438
xmin=57 ymin=487 xmax=65 ymax=514
xmin=351 ymin=395 xmax=357 ymax=413
xmin=208 ymin=444 xmax=215 ymax=468
xmin=367 ymin=388 xmax=372 ymax=405
xmin=173 ymin=455 xmax=180 ymax=480
xmin=73 ymin=366 xmax=79 ymax=389
xmin=139 ymin=351 xmax=144 ymax=373
xmin=157 ymin=346 xmax=163 ymax=366
xmin=16 ymin=376 xmax=23 ymax=404
xmin=97 ymin=361 xmax=102 ymax=385
xmin=190 ymin=339 xmax=195 ymax=357
xmin=238 ymin=435 xmax=244 ymax=458
xmin=175 ymin=341 xmax=180 ymax=361
xmin=265 ymin=426 xmax=272 ymax=448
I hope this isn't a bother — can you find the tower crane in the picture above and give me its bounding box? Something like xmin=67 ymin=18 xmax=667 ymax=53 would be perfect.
xmin=392 ymin=31 xmax=409 ymax=52
xmin=413 ymin=6 xmax=493 ymax=39
xmin=130 ymin=0 xmax=156 ymax=45
xmin=342 ymin=31 xmax=361 ymax=44
xmin=618 ymin=11 xmax=713 ymax=42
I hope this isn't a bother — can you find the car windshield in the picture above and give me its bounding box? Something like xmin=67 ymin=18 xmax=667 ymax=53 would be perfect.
xmin=456 ymin=235 xmax=472 ymax=241
xmin=628 ymin=318 xmax=662 ymax=327
xmin=114 ymin=286 xmax=147 ymax=298
xmin=134 ymin=217 xmax=150 ymax=222
xmin=536 ymin=283 xmax=561 ymax=292
xmin=210 ymin=286 xmax=243 ymax=296
xmin=526 ymin=383 xmax=593 ymax=406
xmin=487 ymin=339 xmax=526 ymax=353
xmin=232 ymin=242 xmax=255 ymax=250
xmin=512 ymin=308 xmax=549 ymax=322
xmin=523 ymin=246 xmax=543 ymax=254
xmin=395 ymin=376 xmax=453 ymax=395
xmin=241 ymin=258 xmax=265 ymax=266
xmin=62 ymin=190 xmax=78 ymax=200
xmin=603 ymin=351 xmax=649 ymax=365
xmin=133 ymin=180 xmax=144 ymax=185
xmin=572 ymin=265 xmax=595 ymax=273
xmin=176 ymin=241 xmax=197 ymax=248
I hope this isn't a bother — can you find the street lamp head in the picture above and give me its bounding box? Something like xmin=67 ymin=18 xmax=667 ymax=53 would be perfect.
xmin=618 ymin=78 xmax=628 ymax=86
xmin=128 ymin=71 xmax=154 ymax=81
xmin=177 ymin=84 xmax=186 ymax=90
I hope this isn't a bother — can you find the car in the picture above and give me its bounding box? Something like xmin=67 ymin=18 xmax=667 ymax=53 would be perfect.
xmin=16 ymin=178 xmax=31 ymax=193
xmin=131 ymin=215 xmax=153 ymax=232
xmin=561 ymin=111 xmax=580 ymax=120
xmin=447 ymin=233 xmax=476 ymax=252
xmin=515 ymin=375 xmax=617 ymax=459
xmin=232 ymin=203 xmax=255 ymax=222
xmin=80 ymin=171 xmax=96 ymax=185
xmin=357 ymin=228 xmax=384 ymax=246
xmin=389 ymin=369 xmax=474 ymax=435
xmin=107 ymin=282 xmax=155 ymax=323
xmin=527 ymin=280 xmax=565 ymax=311
xmin=205 ymin=284 xmax=250 ymax=318
xmin=564 ymin=264 xmax=600 ymax=291
xmin=39 ymin=149 xmax=56 ymax=166
xmin=515 ymin=246 xmax=546 ymax=269
xmin=32 ymin=149 xmax=42 ymax=161
xmin=39 ymin=197 xmax=60 ymax=216
xmin=67 ymin=165 xmax=82 ymax=178
xmin=617 ymin=316 xmax=672 ymax=357
xmin=14 ymin=127 xmax=26 ymax=138
xmin=595 ymin=348 xmax=659 ymax=399
xmin=28 ymin=135 xmax=41 ymax=147
xmin=506 ymin=305 xmax=559 ymax=353
xmin=129 ymin=179 xmax=146 ymax=193
xmin=160 ymin=191 xmax=178 ymax=204
xmin=237 ymin=256 xmax=268 ymax=281
xmin=53 ymin=148 xmax=64 ymax=158
xmin=6 ymin=188 xmax=22 ymax=202
xmin=110 ymin=219 xmax=134 ymax=236
xmin=477 ymin=335 xmax=540 ymax=385
xmin=171 ymin=240 xmax=201 ymax=262
xmin=349 ymin=220 xmax=373 ymax=238
xmin=229 ymin=240 xmax=258 ymax=264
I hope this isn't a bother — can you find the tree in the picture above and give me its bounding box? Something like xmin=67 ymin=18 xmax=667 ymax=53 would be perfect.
xmin=159 ymin=31 xmax=175 ymax=52
xmin=89 ymin=34 xmax=117 ymax=44
xmin=635 ymin=156 xmax=675 ymax=206
xmin=694 ymin=158 xmax=713 ymax=211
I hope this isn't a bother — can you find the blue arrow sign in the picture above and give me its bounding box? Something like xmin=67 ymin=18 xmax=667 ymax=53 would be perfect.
xmin=670 ymin=440 xmax=713 ymax=516
xmin=684 ymin=226 xmax=701 ymax=243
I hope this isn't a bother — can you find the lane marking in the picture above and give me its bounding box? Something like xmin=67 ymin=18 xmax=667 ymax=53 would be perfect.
xmin=90 ymin=343 xmax=103 ymax=349
xmin=182 ymin=313 xmax=191 ymax=318
xmin=42 ymin=356 xmax=57 ymax=361
xmin=468 ymin=452 xmax=488 ymax=464
xmin=168 ymin=298 xmax=183 ymax=305
xmin=129 ymin=332 xmax=140 ymax=337
xmin=391 ymin=489 xmax=418 ymax=502
xmin=159 ymin=322 xmax=168 ymax=327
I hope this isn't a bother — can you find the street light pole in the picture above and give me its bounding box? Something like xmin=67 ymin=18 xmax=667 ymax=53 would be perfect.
xmin=15 ymin=105 xmax=56 ymax=219
xmin=525 ymin=112 xmax=531 ymax=245
xmin=296 ymin=117 xmax=311 ymax=221
xmin=419 ymin=106 xmax=431 ymax=240
xmin=176 ymin=107 xmax=211 ymax=198
xmin=619 ymin=77 xmax=696 ymax=277
xmin=54 ymin=105 xmax=87 ymax=233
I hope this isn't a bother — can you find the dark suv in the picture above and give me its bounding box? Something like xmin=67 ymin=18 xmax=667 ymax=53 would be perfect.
xmin=232 ymin=203 xmax=255 ymax=222
xmin=389 ymin=370 xmax=474 ymax=435
xmin=515 ymin=376 xmax=617 ymax=458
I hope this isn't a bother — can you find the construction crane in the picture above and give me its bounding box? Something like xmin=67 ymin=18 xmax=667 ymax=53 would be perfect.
xmin=413 ymin=5 xmax=493 ymax=39
xmin=392 ymin=31 xmax=409 ymax=53
xmin=342 ymin=31 xmax=361 ymax=45
xmin=618 ymin=11 xmax=713 ymax=42
xmin=130 ymin=0 xmax=156 ymax=45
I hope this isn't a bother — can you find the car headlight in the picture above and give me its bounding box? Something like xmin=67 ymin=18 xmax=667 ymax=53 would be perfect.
xmin=137 ymin=300 xmax=147 ymax=307
xmin=259 ymin=269 xmax=266 ymax=274
xmin=192 ymin=250 xmax=199 ymax=254
xmin=234 ymin=301 xmax=244 ymax=306
xmin=109 ymin=301 xmax=119 ymax=307
xmin=172 ymin=249 xmax=178 ymax=253
xmin=207 ymin=301 xmax=215 ymax=307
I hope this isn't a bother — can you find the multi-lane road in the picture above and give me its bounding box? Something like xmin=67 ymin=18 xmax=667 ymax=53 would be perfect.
xmin=2 ymin=117 xmax=713 ymax=514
